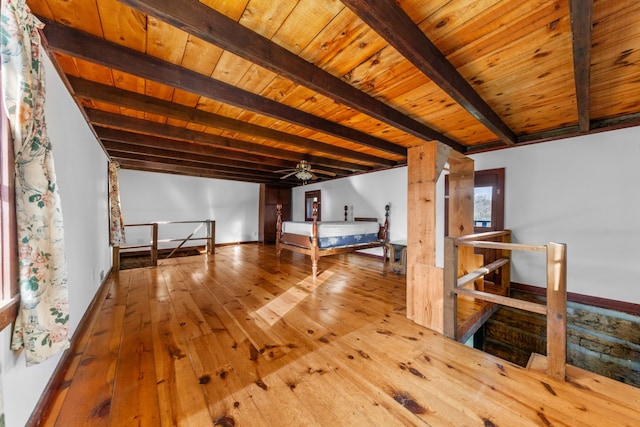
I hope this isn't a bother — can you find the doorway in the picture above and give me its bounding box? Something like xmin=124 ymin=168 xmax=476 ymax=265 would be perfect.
xmin=445 ymin=168 xmax=505 ymax=234
xmin=304 ymin=190 xmax=321 ymax=222
xmin=445 ymin=168 xmax=505 ymax=282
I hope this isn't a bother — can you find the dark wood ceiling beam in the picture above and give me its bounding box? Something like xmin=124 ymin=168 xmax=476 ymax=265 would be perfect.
xmin=341 ymin=0 xmax=516 ymax=147
xmin=86 ymin=109 xmax=392 ymax=169
xmin=102 ymin=139 xmax=348 ymax=178
xmin=41 ymin=19 xmax=408 ymax=159
xmin=67 ymin=76 xmax=382 ymax=168
xmin=97 ymin=126 xmax=285 ymax=169
xmin=103 ymin=140 xmax=284 ymax=173
xmin=119 ymin=0 xmax=466 ymax=153
xmin=97 ymin=127 xmax=290 ymax=168
xmin=569 ymin=0 xmax=593 ymax=132
xmin=110 ymin=151 xmax=293 ymax=181
xmin=114 ymin=158 xmax=288 ymax=185
xmin=95 ymin=126 xmax=367 ymax=173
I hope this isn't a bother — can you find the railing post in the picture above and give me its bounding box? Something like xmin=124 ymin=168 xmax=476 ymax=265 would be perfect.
xmin=546 ymin=242 xmax=567 ymax=381
xmin=443 ymin=237 xmax=458 ymax=339
xmin=207 ymin=220 xmax=215 ymax=254
xmin=151 ymin=223 xmax=159 ymax=266
xmin=112 ymin=246 xmax=120 ymax=271
xmin=501 ymin=231 xmax=511 ymax=293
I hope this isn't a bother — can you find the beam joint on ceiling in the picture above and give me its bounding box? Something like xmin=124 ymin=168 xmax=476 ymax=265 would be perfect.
xmin=468 ymin=112 xmax=640 ymax=154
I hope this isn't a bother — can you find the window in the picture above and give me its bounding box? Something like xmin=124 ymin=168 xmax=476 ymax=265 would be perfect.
xmin=474 ymin=186 xmax=493 ymax=228
xmin=0 ymin=91 xmax=19 ymax=331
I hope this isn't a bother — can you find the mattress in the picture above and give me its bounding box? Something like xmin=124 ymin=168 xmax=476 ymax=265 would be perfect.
xmin=281 ymin=221 xmax=381 ymax=248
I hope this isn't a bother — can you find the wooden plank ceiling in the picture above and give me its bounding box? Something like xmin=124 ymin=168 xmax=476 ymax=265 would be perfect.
xmin=27 ymin=0 xmax=640 ymax=186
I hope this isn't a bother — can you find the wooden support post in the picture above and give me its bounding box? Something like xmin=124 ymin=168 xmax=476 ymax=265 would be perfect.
xmin=406 ymin=142 xmax=443 ymax=330
xmin=443 ymin=237 xmax=458 ymax=339
xmin=207 ymin=220 xmax=216 ymax=254
xmin=151 ymin=223 xmax=158 ymax=266
xmin=112 ymin=246 xmax=120 ymax=271
xmin=546 ymin=242 xmax=567 ymax=381
xmin=448 ymin=155 xmax=483 ymax=291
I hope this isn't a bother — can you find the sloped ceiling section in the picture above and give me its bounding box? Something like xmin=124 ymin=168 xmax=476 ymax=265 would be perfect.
xmin=29 ymin=0 xmax=640 ymax=186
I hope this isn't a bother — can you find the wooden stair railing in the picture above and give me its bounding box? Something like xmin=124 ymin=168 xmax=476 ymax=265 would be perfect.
xmin=112 ymin=219 xmax=215 ymax=270
xmin=443 ymin=231 xmax=567 ymax=381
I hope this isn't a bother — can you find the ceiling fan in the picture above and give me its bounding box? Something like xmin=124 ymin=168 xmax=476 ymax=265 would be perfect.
xmin=275 ymin=160 xmax=336 ymax=182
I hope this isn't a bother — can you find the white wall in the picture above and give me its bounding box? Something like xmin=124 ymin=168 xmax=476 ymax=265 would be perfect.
xmin=1 ymin=54 xmax=111 ymax=426
xmin=118 ymin=170 xmax=260 ymax=246
xmin=470 ymin=127 xmax=640 ymax=304
xmin=293 ymin=128 xmax=640 ymax=304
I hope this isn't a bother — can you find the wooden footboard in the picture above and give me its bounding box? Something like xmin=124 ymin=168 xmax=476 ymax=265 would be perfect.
xmin=276 ymin=202 xmax=389 ymax=276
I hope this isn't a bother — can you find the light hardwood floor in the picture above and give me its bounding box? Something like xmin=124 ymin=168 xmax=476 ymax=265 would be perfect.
xmin=37 ymin=244 xmax=639 ymax=426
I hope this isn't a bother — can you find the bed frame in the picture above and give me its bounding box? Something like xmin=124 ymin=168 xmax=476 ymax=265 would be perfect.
xmin=276 ymin=201 xmax=389 ymax=276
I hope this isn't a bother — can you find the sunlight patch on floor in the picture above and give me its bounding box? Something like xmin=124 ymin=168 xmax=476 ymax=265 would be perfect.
xmin=252 ymin=270 xmax=334 ymax=327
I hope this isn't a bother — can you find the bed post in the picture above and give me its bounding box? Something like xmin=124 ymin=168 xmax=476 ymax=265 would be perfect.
xmin=383 ymin=204 xmax=390 ymax=261
xmin=311 ymin=201 xmax=319 ymax=276
xmin=276 ymin=203 xmax=282 ymax=257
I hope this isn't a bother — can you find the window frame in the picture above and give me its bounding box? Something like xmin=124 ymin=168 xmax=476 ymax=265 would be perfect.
xmin=0 ymin=88 xmax=19 ymax=331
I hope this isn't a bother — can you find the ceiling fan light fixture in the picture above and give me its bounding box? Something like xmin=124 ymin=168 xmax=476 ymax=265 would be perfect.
xmin=295 ymin=170 xmax=313 ymax=182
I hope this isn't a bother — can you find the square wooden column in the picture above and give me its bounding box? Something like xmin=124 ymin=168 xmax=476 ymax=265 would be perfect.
xmin=406 ymin=142 xmax=447 ymax=331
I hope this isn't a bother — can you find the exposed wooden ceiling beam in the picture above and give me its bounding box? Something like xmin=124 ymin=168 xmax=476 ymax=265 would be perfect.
xmin=67 ymin=76 xmax=383 ymax=168
xmin=41 ymin=19 xmax=408 ymax=158
xmin=341 ymin=0 xmax=516 ymax=147
xmin=86 ymin=108 xmax=394 ymax=167
xmin=95 ymin=126 xmax=366 ymax=173
xmin=102 ymin=140 xmax=299 ymax=174
xmin=110 ymin=155 xmax=277 ymax=181
xmin=569 ymin=0 xmax=593 ymax=132
xmin=114 ymin=158 xmax=289 ymax=185
xmin=103 ymin=139 xmax=347 ymax=179
xmin=97 ymin=127 xmax=291 ymax=168
xmin=110 ymin=151 xmax=295 ymax=181
xmin=119 ymin=0 xmax=466 ymax=153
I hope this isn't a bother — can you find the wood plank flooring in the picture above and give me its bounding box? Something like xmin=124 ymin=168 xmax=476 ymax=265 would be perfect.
xmin=36 ymin=244 xmax=639 ymax=426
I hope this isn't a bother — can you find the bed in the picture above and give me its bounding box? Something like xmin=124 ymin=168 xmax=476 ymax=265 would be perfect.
xmin=276 ymin=202 xmax=389 ymax=276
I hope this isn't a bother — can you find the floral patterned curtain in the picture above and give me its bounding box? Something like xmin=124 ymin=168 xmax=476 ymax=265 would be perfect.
xmin=1 ymin=0 xmax=70 ymax=365
xmin=108 ymin=161 xmax=126 ymax=246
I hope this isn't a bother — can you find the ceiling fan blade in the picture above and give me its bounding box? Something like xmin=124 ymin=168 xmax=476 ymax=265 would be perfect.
xmin=280 ymin=171 xmax=298 ymax=179
xmin=310 ymin=172 xmax=318 ymax=180
xmin=310 ymin=168 xmax=337 ymax=177
xmin=273 ymin=168 xmax=296 ymax=173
